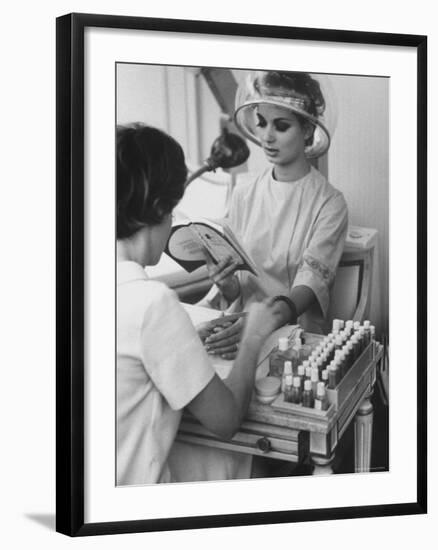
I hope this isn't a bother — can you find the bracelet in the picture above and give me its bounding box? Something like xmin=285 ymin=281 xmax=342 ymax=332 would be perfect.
xmin=272 ymin=295 xmax=298 ymax=324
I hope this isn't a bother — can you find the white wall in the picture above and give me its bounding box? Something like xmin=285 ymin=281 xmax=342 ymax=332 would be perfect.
xmin=117 ymin=64 xmax=169 ymax=127
xmin=329 ymin=75 xmax=389 ymax=334
xmin=117 ymin=64 xmax=213 ymax=166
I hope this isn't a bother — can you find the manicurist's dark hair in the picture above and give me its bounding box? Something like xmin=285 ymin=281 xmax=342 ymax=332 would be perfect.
xmin=117 ymin=124 xmax=187 ymax=239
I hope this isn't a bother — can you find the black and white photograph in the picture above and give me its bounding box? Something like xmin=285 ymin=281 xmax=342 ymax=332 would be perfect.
xmin=116 ymin=64 xmax=389 ymax=486
xmin=54 ymin=11 xmax=426 ymax=538
xmin=2 ymin=0 xmax=435 ymax=547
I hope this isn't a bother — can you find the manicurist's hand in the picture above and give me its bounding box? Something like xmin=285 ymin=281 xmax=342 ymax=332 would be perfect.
xmin=240 ymin=300 xmax=279 ymax=345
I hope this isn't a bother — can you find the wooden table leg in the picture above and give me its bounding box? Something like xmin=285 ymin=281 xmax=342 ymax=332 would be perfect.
xmin=354 ymin=389 xmax=374 ymax=472
xmin=311 ymin=453 xmax=335 ymax=475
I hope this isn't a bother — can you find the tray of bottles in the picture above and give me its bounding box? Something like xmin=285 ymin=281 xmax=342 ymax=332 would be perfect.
xmin=270 ymin=340 xmax=380 ymax=419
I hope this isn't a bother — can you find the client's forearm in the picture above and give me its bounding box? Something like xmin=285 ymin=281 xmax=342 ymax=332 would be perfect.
xmin=272 ymin=286 xmax=317 ymax=327
xmin=290 ymin=285 xmax=317 ymax=317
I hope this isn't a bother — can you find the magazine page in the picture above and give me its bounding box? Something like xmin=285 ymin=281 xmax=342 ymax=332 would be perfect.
xmin=165 ymin=217 xmax=258 ymax=275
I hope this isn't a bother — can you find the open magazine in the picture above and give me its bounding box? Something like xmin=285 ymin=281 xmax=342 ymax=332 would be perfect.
xmin=165 ymin=216 xmax=258 ymax=275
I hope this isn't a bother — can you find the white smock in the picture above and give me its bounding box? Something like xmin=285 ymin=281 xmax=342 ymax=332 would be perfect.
xmin=117 ymin=261 xmax=215 ymax=486
xmin=224 ymin=166 xmax=348 ymax=333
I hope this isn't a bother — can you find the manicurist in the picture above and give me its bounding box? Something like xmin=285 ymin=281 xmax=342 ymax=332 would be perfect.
xmin=116 ymin=123 xmax=278 ymax=486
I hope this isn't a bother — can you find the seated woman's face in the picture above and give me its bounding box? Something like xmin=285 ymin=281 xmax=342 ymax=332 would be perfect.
xmin=254 ymin=104 xmax=311 ymax=167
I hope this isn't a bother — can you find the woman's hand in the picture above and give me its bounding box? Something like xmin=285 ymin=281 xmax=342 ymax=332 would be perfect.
xmin=204 ymin=254 xmax=241 ymax=303
xmin=203 ymin=299 xmax=280 ymax=360
xmin=204 ymin=317 xmax=244 ymax=360
xmin=196 ymin=321 xmax=215 ymax=343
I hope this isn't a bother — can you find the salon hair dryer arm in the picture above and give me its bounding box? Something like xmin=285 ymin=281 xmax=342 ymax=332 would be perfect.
xmin=187 ymin=302 xmax=277 ymax=440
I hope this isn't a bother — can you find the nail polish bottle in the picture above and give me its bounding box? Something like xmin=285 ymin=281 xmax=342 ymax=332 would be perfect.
xmin=310 ymin=367 xmax=319 ymax=395
xmin=269 ymin=337 xmax=293 ymax=378
xmin=334 ymin=350 xmax=344 ymax=379
xmin=283 ymin=373 xmax=294 ymax=403
xmin=302 ymin=379 xmax=315 ymax=408
xmin=328 ymin=362 xmax=339 ymax=389
xmin=288 ymin=376 xmax=302 ymax=404
xmin=314 ymin=382 xmax=329 ymax=411
xmin=297 ymin=364 xmax=305 ymax=391
xmin=281 ymin=361 xmax=293 ymax=392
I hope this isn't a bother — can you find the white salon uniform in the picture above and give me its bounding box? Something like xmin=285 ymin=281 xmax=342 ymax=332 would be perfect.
xmin=117 ymin=261 xmax=215 ymax=486
xmin=226 ymin=166 xmax=348 ymax=333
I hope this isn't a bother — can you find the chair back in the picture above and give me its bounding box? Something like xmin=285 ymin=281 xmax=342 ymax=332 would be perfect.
xmin=327 ymin=226 xmax=377 ymax=324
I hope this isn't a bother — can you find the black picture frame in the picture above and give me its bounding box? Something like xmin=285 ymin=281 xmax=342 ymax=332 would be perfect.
xmin=56 ymin=12 xmax=427 ymax=537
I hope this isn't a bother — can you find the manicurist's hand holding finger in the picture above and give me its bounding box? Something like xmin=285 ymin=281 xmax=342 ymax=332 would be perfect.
xmin=206 ymin=300 xmax=279 ymax=359
xmin=196 ymin=316 xmax=234 ymax=342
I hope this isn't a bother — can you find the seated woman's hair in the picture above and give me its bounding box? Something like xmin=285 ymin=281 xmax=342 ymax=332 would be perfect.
xmin=117 ymin=124 xmax=187 ymax=239
xmin=254 ymin=71 xmax=325 ymax=145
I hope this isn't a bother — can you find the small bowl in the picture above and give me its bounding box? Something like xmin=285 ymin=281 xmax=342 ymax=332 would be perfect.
xmin=255 ymin=376 xmax=281 ymax=404
xmin=255 ymin=393 xmax=279 ymax=405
